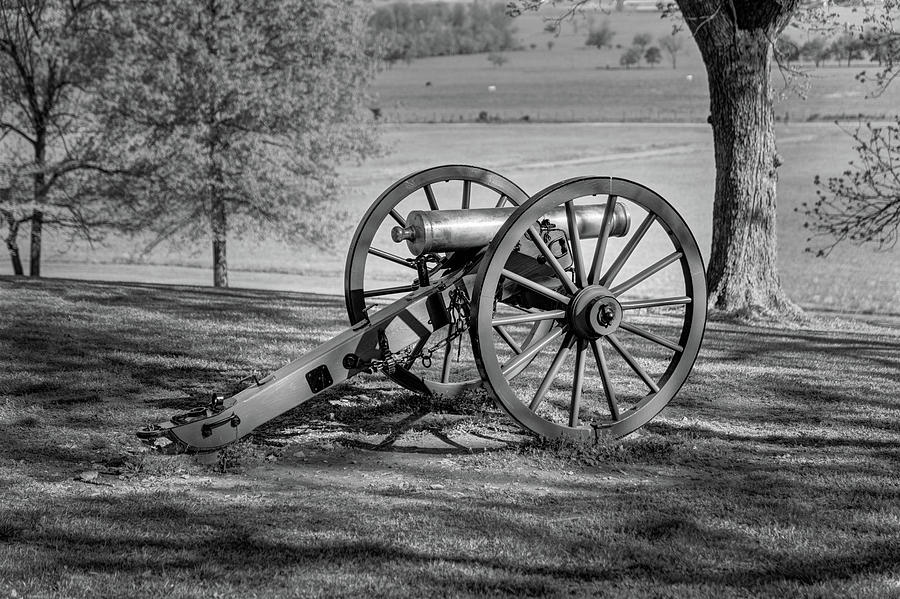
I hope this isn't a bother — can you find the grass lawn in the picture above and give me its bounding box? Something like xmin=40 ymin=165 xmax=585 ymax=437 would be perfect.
xmin=1 ymin=276 xmax=899 ymax=598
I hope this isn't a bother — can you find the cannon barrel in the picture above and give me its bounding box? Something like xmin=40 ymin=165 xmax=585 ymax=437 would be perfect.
xmin=391 ymin=204 xmax=631 ymax=256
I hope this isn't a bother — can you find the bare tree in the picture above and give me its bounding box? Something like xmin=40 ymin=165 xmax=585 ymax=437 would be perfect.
xmin=809 ymin=1 xmax=900 ymax=256
xmin=808 ymin=122 xmax=900 ymax=255
xmin=0 ymin=0 xmax=128 ymax=277
xmin=658 ymin=34 xmax=684 ymax=69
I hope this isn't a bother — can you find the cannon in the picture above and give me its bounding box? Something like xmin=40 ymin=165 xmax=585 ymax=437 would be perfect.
xmin=138 ymin=165 xmax=706 ymax=452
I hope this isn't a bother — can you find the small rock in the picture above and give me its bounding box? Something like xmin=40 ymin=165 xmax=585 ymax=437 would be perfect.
xmin=429 ymin=484 xmax=445 ymax=490
xmin=266 ymin=455 xmax=277 ymax=462
xmin=153 ymin=437 xmax=173 ymax=448
xmin=293 ymin=451 xmax=306 ymax=458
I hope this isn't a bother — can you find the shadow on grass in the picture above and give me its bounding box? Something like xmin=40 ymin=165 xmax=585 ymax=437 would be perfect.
xmin=3 ymin=471 xmax=900 ymax=596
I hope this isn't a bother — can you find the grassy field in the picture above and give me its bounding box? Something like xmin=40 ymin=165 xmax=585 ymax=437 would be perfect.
xmin=371 ymin=9 xmax=900 ymax=123
xmin=12 ymin=121 xmax=897 ymax=316
xmin=1 ymin=276 xmax=899 ymax=598
xmin=0 ymin=9 xmax=896 ymax=313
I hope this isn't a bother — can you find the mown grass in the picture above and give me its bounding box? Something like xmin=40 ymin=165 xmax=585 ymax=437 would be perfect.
xmin=1 ymin=276 xmax=899 ymax=598
xmin=371 ymin=9 xmax=900 ymax=124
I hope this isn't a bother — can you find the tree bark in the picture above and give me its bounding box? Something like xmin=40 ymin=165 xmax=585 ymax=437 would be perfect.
xmin=29 ymin=209 xmax=42 ymax=277
xmin=211 ymin=197 xmax=228 ymax=287
xmin=1 ymin=188 xmax=24 ymax=276
xmin=30 ymin=137 xmax=47 ymax=278
xmin=678 ymin=0 xmax=799 ymax=316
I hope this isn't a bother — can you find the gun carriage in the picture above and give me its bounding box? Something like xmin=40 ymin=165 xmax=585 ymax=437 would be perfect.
xmin=139 ymin=165 xmax=706 ymax=452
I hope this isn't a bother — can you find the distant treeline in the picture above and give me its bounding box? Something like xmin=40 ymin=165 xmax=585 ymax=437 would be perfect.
xmin=370 ymin=2 xmax=520 ymax=63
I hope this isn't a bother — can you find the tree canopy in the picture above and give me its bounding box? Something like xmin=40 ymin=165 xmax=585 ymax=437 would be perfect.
xmin=98 ymin=0 xmax=381 ymax=287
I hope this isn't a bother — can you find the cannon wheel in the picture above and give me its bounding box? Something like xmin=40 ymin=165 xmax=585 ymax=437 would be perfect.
xmin=345 ymin=165 xmax=531 ymax=396
xmin=471 ymin=176 xmax=707 ymax=438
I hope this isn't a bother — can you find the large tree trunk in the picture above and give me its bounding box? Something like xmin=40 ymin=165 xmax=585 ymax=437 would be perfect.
xmin=678 ymin=0 xmax=799 ymax=316
xmin=211 ymin=197 xmax=228 ymax=288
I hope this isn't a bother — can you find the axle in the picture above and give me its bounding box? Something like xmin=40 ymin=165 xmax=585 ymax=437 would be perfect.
xmin=391 ymin=204 xmax=631 ymax=256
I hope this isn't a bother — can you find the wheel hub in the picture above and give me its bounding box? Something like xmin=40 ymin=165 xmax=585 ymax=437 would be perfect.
xmin=568 ymin=286 xmax=622 ymax=338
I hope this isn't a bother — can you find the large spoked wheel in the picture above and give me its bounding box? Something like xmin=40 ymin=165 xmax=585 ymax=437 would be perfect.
xmin=345 ymin=165 xmax=531 ymax=396
xmin=471 ymin=177 xmax=707 ymax=439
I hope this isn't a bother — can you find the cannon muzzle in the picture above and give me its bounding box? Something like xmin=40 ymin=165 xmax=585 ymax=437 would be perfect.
xmin=391 ymin=204 xmax=630 ymax=256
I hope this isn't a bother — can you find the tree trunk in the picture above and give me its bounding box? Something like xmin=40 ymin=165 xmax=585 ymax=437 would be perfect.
xmin=679 ymin=0 xmax=799 ymax=316
xmin=29 ymin=209 xmax=42 ymax=277
xmin=30 ymin=140 xmax=46 ymax=278
xmin=1 ymin=188 xmax=24 ymax=276
xmin=211 ymin=198 xmax=227 ymax=287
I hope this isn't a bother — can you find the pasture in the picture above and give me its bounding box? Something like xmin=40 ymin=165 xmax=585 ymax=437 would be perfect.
xmin=371 ymin=9 xmax=900 ymax=123
xmin=1 ymin=10 xmax=897 ymax=316
xmin=15 ymin=122 xmax=898 ymax=316
xmin=1 ymin=277 xmax=899 ymax=598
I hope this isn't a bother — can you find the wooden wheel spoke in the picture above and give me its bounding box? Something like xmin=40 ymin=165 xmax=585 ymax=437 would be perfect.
xmin=618 ymin=322 xmax=684 ymax=353
xmin=462 ymin=180 xmax=471 ymax=209
xmin=526 ymin=226 xmax=578 ymax=295
xmin=600 ymin=213 xmax=655 ymax=288
xmin=423 ymin=184 xmax=439 ymax=211
xmin=530 ymin=333 xmax=574 ymax=412
xmin=491 ymin=309 xmax=565 ymax=327
xmin=588 ymin=195 xmax=618 ymax=285
xmin=368 ymin=246 xmax=415 ymax=269
xmin=569 ymin=340 xmax=586 ymax=427
xmin=620 ymin=296 xmax=692 ymax=310
xmin=389 ymin=208 xmax=406 ymax=227
xmin=363 ymin=283 xmax=418 ymax=298
xmin=606 ymin=334 xmax=660 ymax=393
xmin=565 ymin=201 xmax=587 ymax=288
xmin=495 ymin=325 xmax=523 ymax=354
xmin=496 ymin=194 xmax=511 ymax=208
xmin=501 ymin=326 xmax=564 ymax=376
xmin=590 ymin=339 xmax=620 ymax=421
xmin=610 ymin=250 xmax=683 ymax=296
xmin=501 ymin=268 xmax=571 ymax=305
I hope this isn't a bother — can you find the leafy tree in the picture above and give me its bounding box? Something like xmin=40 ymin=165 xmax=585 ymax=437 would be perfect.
xmin=369 ymin=2 xmax=519 ymax=59
xmin=585 ymin=20 xmax=616 ymax=49
xmin=620 ymin=46 xmax=642 ymax=68
xmin=658 ymin=34 xmax=684 ymax=69
xmin=829 ymin=32 xmax=865 ymax=67
xmin=487 ymin=51 xmax=509 ymax=67
xmin=510 ymin=0 xmax=809 ymax=315
xmin=644 ymin=46 xmax=662 ymax=67
xmin=800 ymin=36 xmax=830 ymax=67
xmin=632 ymin=32 xmax=653 ymax=50
xmin=0 ymin=0 xmax=131 ymax=277
xmin=103 ymin=0 xmax=380 ymax=287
